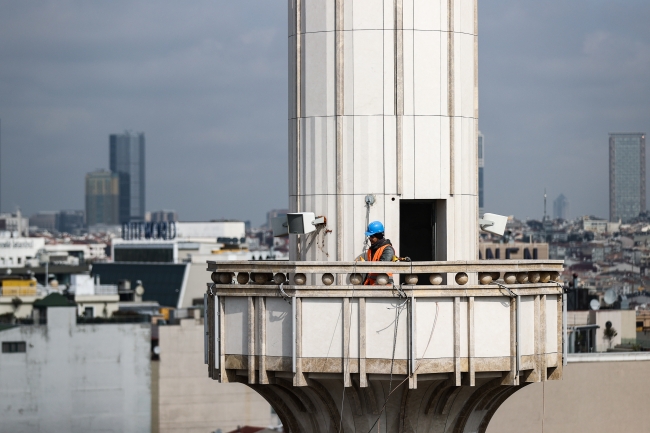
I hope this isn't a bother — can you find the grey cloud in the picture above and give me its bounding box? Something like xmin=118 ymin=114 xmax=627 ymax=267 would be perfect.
xmin=1 ymin=1 xmax=649 ymax=225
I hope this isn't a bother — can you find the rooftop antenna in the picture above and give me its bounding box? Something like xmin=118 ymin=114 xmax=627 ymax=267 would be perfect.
xmin=543 ymin=188 xmax=547 ymax=221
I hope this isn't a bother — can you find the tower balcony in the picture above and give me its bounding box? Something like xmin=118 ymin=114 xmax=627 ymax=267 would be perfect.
xmin=204 ymin=259 xmax=564 ymax=433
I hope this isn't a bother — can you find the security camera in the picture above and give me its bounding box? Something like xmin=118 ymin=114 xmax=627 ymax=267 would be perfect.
xmin=272 ymin=212 xmax=326 ymax=237
xmin=479 ymin=213 xmax=508 ymax=237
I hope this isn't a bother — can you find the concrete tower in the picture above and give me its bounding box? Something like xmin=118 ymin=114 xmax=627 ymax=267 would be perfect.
xmin=205 ymin=2 xmax=564 ymax=432
xmin=289 ymin=0 xmax=478 ymax=264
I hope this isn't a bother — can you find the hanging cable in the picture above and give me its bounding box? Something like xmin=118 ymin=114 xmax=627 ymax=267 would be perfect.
xmin=365 ymin=299 xmax=440 ymax=433
xmin=338 ymin=261 xmax=358 ymax=432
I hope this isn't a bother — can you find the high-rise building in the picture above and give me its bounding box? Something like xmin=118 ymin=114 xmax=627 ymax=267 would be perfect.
xmin=85 ymin=170 xmax=120 ymax=226
xmin=553 ymin=193 xmax=569 ymax=220
xmin=609 ymin=133 xmax=646 ymax=222
xmin=110 ymin=131 xmax=145 ymax=223
xmin=58 ymin=210 xmax=85 ymax=234
xmin=150 ymin=210 xmax=178 ymax=223
xmin=478 ymin=131 xmax=485 ymax=216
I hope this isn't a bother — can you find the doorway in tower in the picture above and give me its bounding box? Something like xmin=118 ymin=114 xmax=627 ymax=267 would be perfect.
xmin=399 ymin=200 xmax=445 ymax=284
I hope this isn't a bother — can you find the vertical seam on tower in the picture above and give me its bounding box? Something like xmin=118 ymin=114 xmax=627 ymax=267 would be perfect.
xmin=395 ymin=0 xmax=403 ymax=196
xmin=336 ymin=0 xmax=344 ymax=262
xmin=448 ymin=0 xmax=455 ymax=196
xmin=474 ymin=0 xmax=479 ymax=258
xmin=296 ymin=0 xmax=302 ymax=259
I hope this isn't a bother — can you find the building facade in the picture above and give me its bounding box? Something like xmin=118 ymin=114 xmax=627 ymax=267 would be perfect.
xmin=553 ymin=193 xmax=569 ymax=220
xmin=110 ymin=131 xmax=146 ymax=223
xmin=0 ymin=301 xmax=151 ymax=433
xmin=85 ymin=170 xmax=119 ymax=226
xmin=150 ymin=210 xmax=178 ymax=223
xmin=609 ymin=133 xmax=646 ymax=223
xmin=478 ymin=131 xmax=485 ymax=216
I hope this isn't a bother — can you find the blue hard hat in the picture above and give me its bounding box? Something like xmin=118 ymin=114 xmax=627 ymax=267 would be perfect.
xmin=365 ymin=221 xmax=385 ymax=237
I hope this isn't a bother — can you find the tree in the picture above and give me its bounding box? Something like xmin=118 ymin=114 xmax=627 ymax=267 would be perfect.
xmin=604 ymin=321 xmax=618 ymax=349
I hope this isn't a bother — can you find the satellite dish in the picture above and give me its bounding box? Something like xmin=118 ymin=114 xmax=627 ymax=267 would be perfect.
xmin=604 ymin=289 xmax=617 ymax=305
xmin=590 ymin=299 xmax=600 ymax=310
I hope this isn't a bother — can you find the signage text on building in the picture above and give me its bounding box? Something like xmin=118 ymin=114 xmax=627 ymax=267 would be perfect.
xmin=122 ymin=222 xmax=177 ymax=241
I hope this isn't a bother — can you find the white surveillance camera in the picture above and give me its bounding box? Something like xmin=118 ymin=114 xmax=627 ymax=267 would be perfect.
xmin=272 ymin=212 xmax=326 ymax=237
xmin=479 ymin=213 xmax=508 ymax=237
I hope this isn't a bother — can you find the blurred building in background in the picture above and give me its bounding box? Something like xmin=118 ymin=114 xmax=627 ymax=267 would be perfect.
xmin=553 ymin=193 xmax=569 ymax=220
xmin=609 ymin=133 xmax=646 ymax=223
xmin=85 ymin=170 xmax=120 ymax=226
xmin=110 ymin=131 xmax=146 ymax=223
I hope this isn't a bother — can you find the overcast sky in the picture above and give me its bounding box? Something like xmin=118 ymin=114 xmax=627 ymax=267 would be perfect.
xmin=0 ymin=1 xmax=649 ymax=226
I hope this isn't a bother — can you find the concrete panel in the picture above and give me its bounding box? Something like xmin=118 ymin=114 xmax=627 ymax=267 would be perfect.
xmin=288 ymin=35 xmax=296 ymax=119
xmin=416 ymin=298 xmax=454 ymax=359
xmin=343 ymin=26 xmax=355 ymax=114
xmin=303 ymin=116 xmax=336 ymax=196
xmin=302 ymin=298 xmax=344 ymax=357
xmin=353 ymin=0 xmax=383 ymax=30
xmin=458 ymin=32 xmax=475 ymax=119
xmin=474 ymin=297 xmax=511 ymax=358
xmin=383 ymin=31 xmax=395 ymax=115
xmin=402 ymin=115 xmax=415 ymax=199
xmin=488 ymin=359 xmax=650 ymax=433
xmin=366 ymin=298 xmax=409 ymax=359
xmin=460 ymin=298 xmax=468 ymax=357
xmin=382 ymin=194 xmax=400 ymax=257
xmin=519 ymin=296 xmax=535 ymax=356
xmin=458 ymin=0 xmax=475 ymax=35
xmin=353 ymin=30 xmax=384 ymax=116
xmin=546 ymin=295 xmax=558 ymax=353
xmin=383 ymin=117 xmax=398 ymax=195
xmin=302 ymin=0 xmax=334 ymax=33
xmin=353 ymin=115 xmax=385 ymax=194
xmin=413 ymin=30 xmax=443 ymax=116
xmin=266 ymin=298 xmax=292 ymax=357
xmin=342 ymin=194 xmax=356 ymax=261
xmin=403 ymin=29 xmax=414 ymax=116
xmin=439 ymin=116 xmax=451 ymax=195
xmin=413 ymin=0 xmax=443 ymax=31
xmin=158 ymin=320 xmax=271 ymax=433
xmin=302 ymin=31 xmax=335 ymax=118
xmin=414 ymin=116 xmax=442 ymax=198
xmin=383 ymin=0 xmax=394 ymax=30
xmin=403 ymin=0 xmax=414 ymax=30
xmin=224 ymin=297 xmax=248 ymax=355
xmin=341 ymin=115 xmax=355 ymax=195
xmin=288 ymin=119 xmax=297 ymax=196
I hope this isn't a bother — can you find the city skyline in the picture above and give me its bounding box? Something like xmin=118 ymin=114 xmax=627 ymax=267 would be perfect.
xmin=0 ymin=1 xmax=649 ymax=226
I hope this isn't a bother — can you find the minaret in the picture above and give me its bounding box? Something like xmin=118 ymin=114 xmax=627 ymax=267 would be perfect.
xmin=289 ymin=0 xmax=479 ymax=265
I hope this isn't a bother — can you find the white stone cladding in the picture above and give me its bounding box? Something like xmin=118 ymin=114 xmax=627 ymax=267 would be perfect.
xmin=288 ymin=0 xmax=478 ymax=262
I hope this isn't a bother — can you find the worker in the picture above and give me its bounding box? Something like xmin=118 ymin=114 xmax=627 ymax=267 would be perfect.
xmin=363 ymin=221 xmax=395 ymax=285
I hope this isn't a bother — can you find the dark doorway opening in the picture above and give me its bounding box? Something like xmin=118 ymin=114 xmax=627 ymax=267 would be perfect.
xmin=400 ymin=200 xmax=436 ymax=284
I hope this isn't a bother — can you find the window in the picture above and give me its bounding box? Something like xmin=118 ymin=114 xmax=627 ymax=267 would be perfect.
xmin=2 ymin=342 xmax=26 ymax=353
xmin=84 ymin=307 xmax=94 ymax=318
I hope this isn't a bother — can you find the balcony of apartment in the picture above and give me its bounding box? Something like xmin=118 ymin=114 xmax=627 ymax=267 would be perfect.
xmin=203 ymin=259 xmax=565 ymax=433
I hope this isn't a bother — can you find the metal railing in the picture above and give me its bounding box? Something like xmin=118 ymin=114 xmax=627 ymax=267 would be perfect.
xmin=207 ymin=259 xmax=564 ymax=287
xmin=1 ymin=286 xmax=38 ymax=297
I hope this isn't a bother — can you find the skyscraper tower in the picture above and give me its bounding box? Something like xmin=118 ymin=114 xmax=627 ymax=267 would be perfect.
xmin=109 ymin=131 xmax=145 ymax=223
xmin=609 ymin=133 xmax=646 ymax=223
xmin=553 ymin=193 xmax=569 ymax=220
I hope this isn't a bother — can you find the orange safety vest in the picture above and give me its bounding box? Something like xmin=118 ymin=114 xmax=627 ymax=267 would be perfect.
xmin=364 ymin=244 xmax=393 ymax=285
